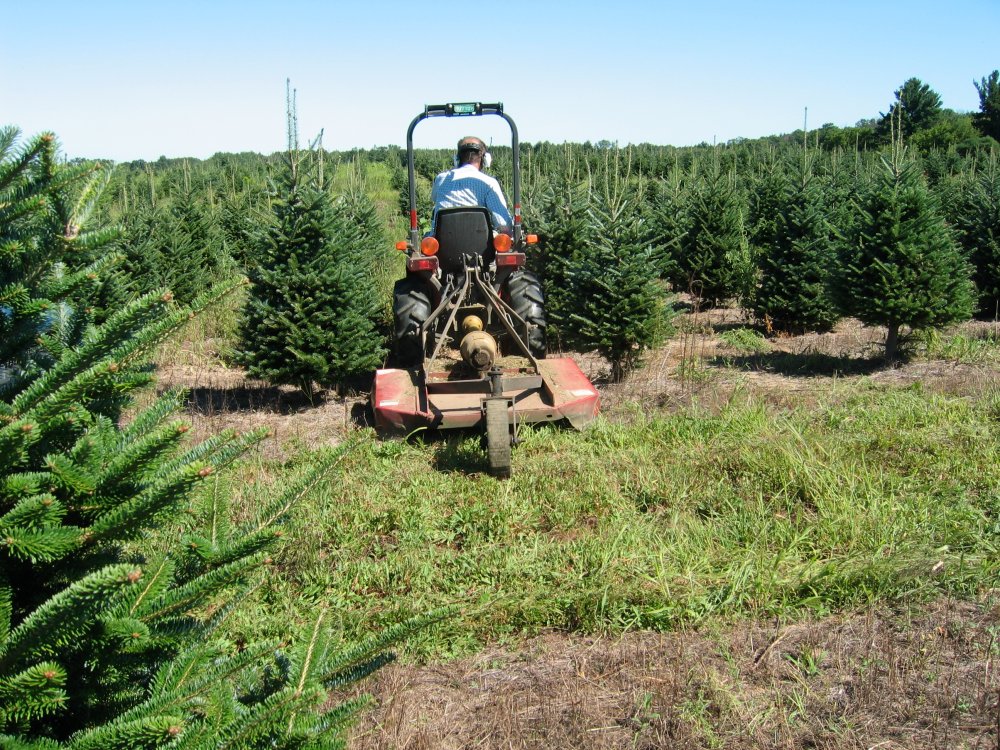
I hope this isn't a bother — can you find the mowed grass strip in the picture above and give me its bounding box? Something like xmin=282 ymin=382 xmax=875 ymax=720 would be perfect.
xmin=231 ymin=384 xmax=1000 ymax=658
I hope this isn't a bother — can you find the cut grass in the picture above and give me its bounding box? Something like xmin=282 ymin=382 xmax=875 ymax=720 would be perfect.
xmin=225 ymin=383 xmax=1000 ymax=660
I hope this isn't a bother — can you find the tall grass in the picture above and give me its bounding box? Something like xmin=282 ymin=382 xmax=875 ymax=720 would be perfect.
xmin=227 ymin=384 xmax=1000 ymax=658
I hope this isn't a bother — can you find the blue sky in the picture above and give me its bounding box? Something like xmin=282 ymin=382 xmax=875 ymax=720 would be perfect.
xmin=2 ymin=0 xmax=997 ymax=161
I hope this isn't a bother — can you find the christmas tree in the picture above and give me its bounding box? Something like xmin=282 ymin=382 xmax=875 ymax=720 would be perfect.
xmin=836 ymin=150 xmax=975 ymax=359
xmin=751 ymin=155 xmax=841 ymax=334
xmin=1 ymin=127 xmax=416 ymax=747
xmin=237 ymin=148 xmax=386 ymax=398
xmin=952 ymin=155 xmax=1000 ymax=318
xmin=569 ymin=184 xmax=672 ymax=381
xmin=674 ymin=162 xmax=751 ymax=307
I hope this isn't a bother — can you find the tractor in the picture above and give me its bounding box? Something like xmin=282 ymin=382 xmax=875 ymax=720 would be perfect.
xmin=372 ymin=102 xmax=599 ymax=477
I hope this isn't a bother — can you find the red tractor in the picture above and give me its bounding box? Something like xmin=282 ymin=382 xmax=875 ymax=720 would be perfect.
xmin=372 ymin=102 xmax=599 ymax=477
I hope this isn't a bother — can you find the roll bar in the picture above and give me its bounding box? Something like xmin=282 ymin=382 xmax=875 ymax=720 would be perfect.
xmin=405 ymin=102 xmax=522 ymax=249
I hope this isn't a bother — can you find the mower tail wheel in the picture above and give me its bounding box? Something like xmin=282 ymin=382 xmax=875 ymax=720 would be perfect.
xmin=485 ymin=398 xmax=512 ymax=479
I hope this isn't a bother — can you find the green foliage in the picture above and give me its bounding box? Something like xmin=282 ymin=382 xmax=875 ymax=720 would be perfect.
xmin=835 ymin=154 xmax=976 ymax=357
xmin=750 ymin=155 xmax=841 ymax=334
xmin=972 ymin=69 xmax=1000 ymax=142
xmin=119 ymin=189 xmax=232 ymax=305
xmin=567 ymin=182 xmax=673 ymax=381
xmin=643 ymin=171 xmax=688 ymax=282
xmin=1 ymin=128 xmax=408 ymax=748
xmin=876 ymin=78 xmax=944 ymax=141
xmin=673 ymin=162 xmax=751 ymax=307
xmin=524 ymin=158 xmax=597 ymax=350
xmin=951 ymin=155 xmax=1000 ymax=318
xmin=717 ymin=327 xmax=771 ymax=353
xmin=237 ymin=150 xmax=386 ymax=397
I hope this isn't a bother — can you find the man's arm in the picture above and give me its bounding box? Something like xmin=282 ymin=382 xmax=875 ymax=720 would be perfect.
xmin=484 ymin=177 xmax=513 ymax=229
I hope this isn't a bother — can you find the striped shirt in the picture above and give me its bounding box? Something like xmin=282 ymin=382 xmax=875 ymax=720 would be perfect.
xmin=431 ymin=164 xmax=513 ymax=231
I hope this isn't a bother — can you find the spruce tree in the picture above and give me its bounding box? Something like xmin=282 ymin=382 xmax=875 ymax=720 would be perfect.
xmin=238 ymin=148 xmax=386 ymax=398
xmin=835 ymin=153 xmax=975 ymax=358
xmin=751 ymin=156 xmax=841 ymax=334
xmin=1 ymin=128 xmax=420 ymax=748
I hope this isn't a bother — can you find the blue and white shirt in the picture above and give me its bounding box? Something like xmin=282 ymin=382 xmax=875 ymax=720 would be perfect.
xmin=431 ymin=164 xmax=513 ymax=231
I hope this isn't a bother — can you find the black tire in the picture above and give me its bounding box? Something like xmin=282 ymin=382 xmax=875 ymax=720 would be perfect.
xmin=505 ymin=270 xmax=547 ymax=358
xmin=392 ymin=276 xmax=432 ymax=368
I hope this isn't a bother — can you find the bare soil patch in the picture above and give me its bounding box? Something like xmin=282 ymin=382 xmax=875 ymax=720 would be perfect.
xmin=350 ymin=596 xmax=1000 ymax=750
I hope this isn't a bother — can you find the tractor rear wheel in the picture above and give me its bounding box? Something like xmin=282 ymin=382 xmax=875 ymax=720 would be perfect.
xmin=505 ymin=270 xmax=547 ymax=358
xmin=392 ymin=276 xmax=432 ymax=368
xmin=485 ymin=398 xmax=512 ymax=478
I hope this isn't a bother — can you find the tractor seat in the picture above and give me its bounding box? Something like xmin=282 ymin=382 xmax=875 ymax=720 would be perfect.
xmin=434 ymin=206 xmax=495 ymax=272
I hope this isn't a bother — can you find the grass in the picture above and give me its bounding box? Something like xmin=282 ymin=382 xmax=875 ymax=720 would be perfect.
xmin=717 ymin=327 xmax=772 ymax=354
xmin=223 ymin=383 xmax=1000 ymax=660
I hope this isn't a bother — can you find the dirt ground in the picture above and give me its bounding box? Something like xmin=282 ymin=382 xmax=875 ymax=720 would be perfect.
xmin=348 ymin=597 xmax=1000 ymax=750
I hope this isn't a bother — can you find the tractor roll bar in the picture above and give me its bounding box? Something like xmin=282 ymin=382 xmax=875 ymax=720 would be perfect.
xmin=405 ymin=102 xmax=521 ymax=250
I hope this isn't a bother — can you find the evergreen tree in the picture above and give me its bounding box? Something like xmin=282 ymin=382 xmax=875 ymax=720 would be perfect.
xmin=237 ymin=150 xmax=386 ymax=398
xmin=339 ymin=185 xmax=394 ymax=329
xmin=876 ymin=78 xmax=944 ymax=141
xmin=523 ymin=160 xmax=597 ymax=351
xmin=952 ymin=155 xmax=1000 ymax=317
xmin=643 ymin=171 xmax=689 ymax=283
xmin=564 ymin=182 xmax=672 ymax=382
xmin=835 ymin=153 xmax=975 ymax=358
xmin=674 ymin=162 xmax=751 ymax=307
xmin=972 ymin=70 xmax=1000 ymax=142
xmin=751 ymin=156 xmax=841 ymax=334
xmin=119 ymin=192 xmax=231 ymax=306
xmin=1 ymin=127 xmax=421 ymax=748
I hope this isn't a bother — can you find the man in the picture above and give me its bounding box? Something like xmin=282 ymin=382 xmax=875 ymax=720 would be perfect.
xmin=431 ymin=136 xmax=513 ymax=232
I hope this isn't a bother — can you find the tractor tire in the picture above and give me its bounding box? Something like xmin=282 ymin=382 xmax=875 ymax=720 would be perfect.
xmin=392 ymin=276 xmax=432 ymax=368
xmin=505 ymin=270 xmax=547 ymax=359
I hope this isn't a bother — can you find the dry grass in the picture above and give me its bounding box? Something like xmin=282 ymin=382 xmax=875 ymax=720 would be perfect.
xmin=350 ymin=596 xmax=1000 ymax=750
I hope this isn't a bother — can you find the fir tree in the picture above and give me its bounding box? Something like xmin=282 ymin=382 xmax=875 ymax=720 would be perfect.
xmin=951 ymin=155 xmax=1000 ymax=318
xmin=643 ymin=171 xmax=689 ymax=283
xmin=522 ymin=158 xmax=597 ymax=352
xmin=561 ymin=160 xmax=672 ymax=382
xmin=1 ymin=127 xmax=421 ymax=748
xmin=674 ymin=162 xmax=751 ymax=307
xmin=835 ymin=153 xmax=975 ymax=358
xmin=751 ymin=155 xmax=841 ymax=334
xmin=237 ymin=150 xmax=386 ymax=398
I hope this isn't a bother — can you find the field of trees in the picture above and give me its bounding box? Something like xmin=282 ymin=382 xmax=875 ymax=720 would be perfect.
xmin=2 ymin=75 xmax=999 ymax=748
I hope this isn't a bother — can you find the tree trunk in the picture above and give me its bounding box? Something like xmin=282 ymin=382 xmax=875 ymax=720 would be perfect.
xmin=885 ymin=321 xmax=900 ymax=361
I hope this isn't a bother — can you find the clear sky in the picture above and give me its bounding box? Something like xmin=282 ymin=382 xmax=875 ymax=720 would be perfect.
xmin=2 ymin=0 xmax=997 ymax=162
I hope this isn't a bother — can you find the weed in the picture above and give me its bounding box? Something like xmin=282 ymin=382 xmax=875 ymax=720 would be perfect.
xmin=718 ymin=327 xmax=772 ymax=354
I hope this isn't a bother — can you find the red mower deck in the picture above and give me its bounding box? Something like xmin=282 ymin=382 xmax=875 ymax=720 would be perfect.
xmin=373 ymin=357 xmax=599 ymax=434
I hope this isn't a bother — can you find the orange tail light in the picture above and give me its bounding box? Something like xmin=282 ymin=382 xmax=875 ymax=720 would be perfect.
xmin=420 ymin=237 xmax=440 ymax=256
xmin=493 ymin=233 xmax=512 ymax=253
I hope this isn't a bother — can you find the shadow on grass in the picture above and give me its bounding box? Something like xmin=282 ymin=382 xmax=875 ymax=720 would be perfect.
xmin=185 ymin=385 xmax=317 ymax=415
xmin=711 ymin=350 xmax=889 ymax=377
xmin=430 ymin=431 xmax=491 ymax=476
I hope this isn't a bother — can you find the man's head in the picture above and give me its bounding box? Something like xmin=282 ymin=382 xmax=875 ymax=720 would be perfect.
xmin=456 ymin=137 xmax=490 ymax=169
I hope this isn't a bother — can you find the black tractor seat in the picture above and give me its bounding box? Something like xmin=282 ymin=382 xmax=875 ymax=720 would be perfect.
xmin=434 ymin=206 xmax=495 ymax=272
